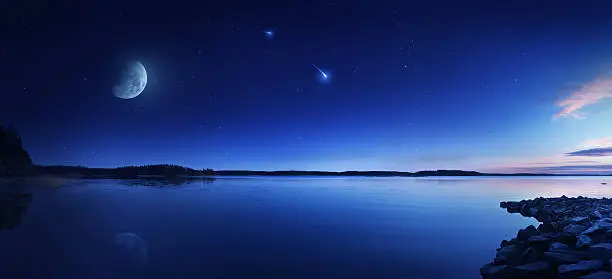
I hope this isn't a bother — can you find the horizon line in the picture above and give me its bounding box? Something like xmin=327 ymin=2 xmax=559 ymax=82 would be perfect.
xmin=34 ymin=164 xmax=612 ymax=176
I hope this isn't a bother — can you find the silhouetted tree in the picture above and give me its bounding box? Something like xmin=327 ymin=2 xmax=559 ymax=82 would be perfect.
xmin=0 ymin=125 xmax=33 ymax=176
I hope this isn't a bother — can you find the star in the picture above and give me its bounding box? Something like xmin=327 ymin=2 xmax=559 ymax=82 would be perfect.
xmin=262 ymin=29 xmax=275 ymax=39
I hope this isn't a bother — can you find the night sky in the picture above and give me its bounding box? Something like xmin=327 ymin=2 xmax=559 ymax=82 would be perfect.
xmin=2 ymin=1 xmax=612 ymax=173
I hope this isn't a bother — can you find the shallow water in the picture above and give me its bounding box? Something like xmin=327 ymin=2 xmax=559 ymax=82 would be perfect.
xmin=0 ymin=176 xmax=609 ymax=279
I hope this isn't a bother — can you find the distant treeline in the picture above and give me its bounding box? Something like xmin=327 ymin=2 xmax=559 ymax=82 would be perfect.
xmin=210 ymin=170 xmax=608 ymax=177
xmin=34 ymin=166 xmax=487 ymax=178
xmin=35 ymin=164 xmax=215 ymax=178
xmin=212 ymin=170 xmax=485 ymax=177
xmin=24 ymin=164 xmax=612 ymax=178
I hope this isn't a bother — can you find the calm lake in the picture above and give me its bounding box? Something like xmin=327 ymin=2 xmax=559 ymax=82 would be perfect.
xmin=0 ymin=176 xmax=610 ymax=279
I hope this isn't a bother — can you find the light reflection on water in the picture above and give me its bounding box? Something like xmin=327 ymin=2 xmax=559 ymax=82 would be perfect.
xmin=0 ymin=176 xmax=609 ymax=279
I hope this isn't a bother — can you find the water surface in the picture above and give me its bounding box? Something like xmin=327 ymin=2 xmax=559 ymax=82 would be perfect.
xmin=0 ymin=176 xmax=609 ymax=279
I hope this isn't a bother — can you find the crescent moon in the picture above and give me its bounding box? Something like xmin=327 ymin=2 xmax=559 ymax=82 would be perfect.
xmin=113 ymin=61 xmax=148 ymax=99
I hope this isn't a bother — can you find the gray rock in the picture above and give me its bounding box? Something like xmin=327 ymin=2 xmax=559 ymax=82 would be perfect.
xmin=591 ymin=243 xmax=612 ymax=249
xmin=573 ymin=216 xmax=591 ymax=224
xmin=550 ymin=242 xmax=570 ymax=251
xmin=544 ymin=252 xmax=583 ymax=265
xmin=553 ymin=232 xmax=579 ymax=245
xmin=528 ymin=235 xmax=550 ymax=242
xmin=519 ymin=247 xmax=538 ymax=264
xmin=583 ymin=224 xmax=602 ymax=235
xmin=566 ymin=224 xmax=589 ymax=235
xmin=538 ymin=223 xmax=557 ymax=233
xmin=590 ymin=211 xmax=604 ymax=220
xmin=480 ymin=263 xmax=510 ymax=278
xmin=518 ymin=225 xmax=539 ymax=241
xmin=599 ymin=220 xmax=612 ymax=230
xmin=552 ymin=249 xmax=591 ymax=260
xmin=495 ymin=245 xmax=517 ymax=264
xmin=515 ymin=261 xmax=551 ymax=273
xmin=577 ymin=235 xmax=594 ymax=248
xmin=580 ymin=271 xmax=612 ymax=279
xmin=500 ymin=239 xmax=511 ymax=248
xmin=588 ymin=243 xmax=612 ymax=259
xmin=559 ymin=260 xmax=605 ymax=275
xmin=527 ymin=235 xmax=552 ymax=252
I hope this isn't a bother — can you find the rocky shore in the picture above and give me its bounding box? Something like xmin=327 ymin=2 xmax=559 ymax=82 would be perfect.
xmin=481 ymin=196 xmax=612 ymax=279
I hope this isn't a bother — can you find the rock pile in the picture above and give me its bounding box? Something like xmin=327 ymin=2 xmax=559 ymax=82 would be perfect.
xmin=481 ymin=196 xmax=612 ymax=279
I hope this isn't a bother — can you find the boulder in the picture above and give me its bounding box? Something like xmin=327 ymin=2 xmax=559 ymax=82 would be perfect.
xmin=588 ymin=243 xmax=612 ymax=259
xmin=515 ymin=261 xmax=553 ymax=277
xmin=495 ymin=245 xmax=518 ymax=264
xmin=550 ymin=242 xmax=570 ymax=251
xmin=518 ymin=225 xmax=539 ymax=241
xmin=528 ymin=235 xmax=552 ymax=251
xmin=558 ymin=260 xmax=605 ymax=278
xmin=539 ymin=223 xmax=558 ymax=233
xmin=500 ymin=238 xmax=518 ymax=248
xmin=580 ymin=271 xmax=612 ymax=279
xmin=590 ymin=211 xmax=604 ymax=220
xmin=480 ymin=263 xmax=515 ymax=279
xmin=553 ymin=232 xmax=579 ymax=245
xmin=518 ymin=247 xmax=539 ymax=265
xmin=577 ymin=235 xmax=594 ymax=248
xmin=572 ymin=217 xmax=591 ymax=224
xmin=544 ymin=252 xmax=583 ymax=265
xmin=583 ymin=224 xmax=603 ymax=235
xmin=565 ymin=224 xmax=589 ymax=235
xmin=504 ymin=202 xmax=523 ymax=213
xmin=536 ymin=210 xmax=555 ymax=223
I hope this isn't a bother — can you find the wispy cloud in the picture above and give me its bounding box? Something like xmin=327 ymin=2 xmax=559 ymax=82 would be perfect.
xmin=524 ymin=160 xmax=601 ymax=165
xmin=512 ymin=165 xmax=612 ymax=174
xmin=480 ymin=154 xmax=612 ymax=174
xmin=566 ymin=137 xmax=612 ymax=157
xmin=566 ymin=148 xmax=612 ymax=157
xmin=579 ymin=138 xmax=612 ymax=149
xmin=554 ymin=77 xmax=612 ymax=119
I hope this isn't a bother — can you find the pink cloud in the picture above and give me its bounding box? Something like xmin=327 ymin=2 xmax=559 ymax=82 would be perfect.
xmin=554 ymin=78 xmax=612 ymax=119
xmin=580 ymin=137 xmax=612 ymax=149
xmin=479 ymin=154 xmax=612 ymax=174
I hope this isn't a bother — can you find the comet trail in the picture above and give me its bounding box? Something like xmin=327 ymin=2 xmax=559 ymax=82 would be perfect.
xmin=312 ymin=64 xmax=329 ymax=80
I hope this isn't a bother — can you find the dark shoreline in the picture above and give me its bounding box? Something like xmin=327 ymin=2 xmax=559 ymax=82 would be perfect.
xmin=482 ymin=197 xmax=612 ymax=279
xmin=26 ymin=165 xmax=612 ymax=178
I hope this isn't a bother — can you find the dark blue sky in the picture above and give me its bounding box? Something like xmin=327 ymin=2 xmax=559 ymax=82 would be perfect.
xmin=2 ymin=0 xmax=612 ymax=173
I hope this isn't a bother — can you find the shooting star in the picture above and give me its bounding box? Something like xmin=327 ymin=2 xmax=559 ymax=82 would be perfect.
xmin=312 ymin=64 xmax=330 ymax=83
